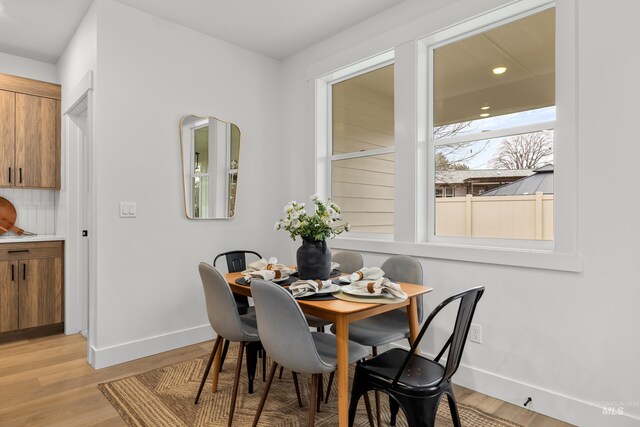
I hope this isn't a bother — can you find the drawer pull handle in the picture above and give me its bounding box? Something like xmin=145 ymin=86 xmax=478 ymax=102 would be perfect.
xmin=11 ymin=264 xmax=14 ymax=282
xmin=8 ymin=250 xmax=30 ymax=254
xmin=8 ymin=167 xmax=11 ymax=184
xmin=23 ymin=263 xmax=26 ymax=280
xmin=19 ymin=168 xmax=23 ymax=184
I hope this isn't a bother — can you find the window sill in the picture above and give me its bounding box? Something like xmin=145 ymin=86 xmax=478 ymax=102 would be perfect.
xmin=329 ymin=237 xmax=582 ymax=272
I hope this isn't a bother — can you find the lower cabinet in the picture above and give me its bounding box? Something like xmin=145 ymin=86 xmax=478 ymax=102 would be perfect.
xmin=0 ymin=241 xmax=63 ymax=340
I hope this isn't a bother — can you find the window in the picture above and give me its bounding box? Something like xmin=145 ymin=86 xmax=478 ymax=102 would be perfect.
xmin=430 ymin=7 xmax=556 ymax=241
xmin=329 ymin=62 xmax=395 ymax=236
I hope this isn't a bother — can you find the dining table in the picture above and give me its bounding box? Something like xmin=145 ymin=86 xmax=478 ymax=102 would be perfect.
xmin=214 ymin=270 xmax=433 ymax=427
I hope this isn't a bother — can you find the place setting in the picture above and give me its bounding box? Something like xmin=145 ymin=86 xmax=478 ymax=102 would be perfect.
xmin=235 ymin=257 xmax=297 ymax=286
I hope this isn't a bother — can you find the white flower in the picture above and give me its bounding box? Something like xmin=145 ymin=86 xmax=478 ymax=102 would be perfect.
xmin=284 ymin=204 xmax=293 ymax=214
xmin=274 ymin=221 xmax=281 ymax=230
xmin=289 ymin=209 xmax=300 ymax=219
xmin=291 ymin=219 xmax=301 ymax=229
xmin=283 ymin=218 xmax=291 ymax=226
xmin=297 ymin=203 xmax=305 ymax=209
xmin=311 ymin=194 xmax=319 ymax=201
xmin=345 ymin=223 xmax=351 ymax=231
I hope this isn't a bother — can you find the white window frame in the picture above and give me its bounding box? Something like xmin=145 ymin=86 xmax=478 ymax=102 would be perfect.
xmin=425 ymin=2 xmax=557 ymax=251
xmin=312 ymin=0 xmax=579 ymax=272
xmin=316 ymin=50 xmax=396 ymax=241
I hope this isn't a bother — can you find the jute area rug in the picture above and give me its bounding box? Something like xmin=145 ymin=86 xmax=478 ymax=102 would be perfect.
xmin=99 ymin=347 xmax=522 ymax=427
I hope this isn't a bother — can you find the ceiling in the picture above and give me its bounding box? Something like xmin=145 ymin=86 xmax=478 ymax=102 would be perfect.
xmin=0 ymin=0 xmax=407 ymax=64
xmin=0 ymin=0 xmax=94 ymax=63
xmin=434 ymin=7 xmax=556 ymax=125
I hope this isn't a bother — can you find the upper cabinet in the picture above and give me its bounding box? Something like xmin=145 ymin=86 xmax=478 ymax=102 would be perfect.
xmin=0 ymin=74 xmax=61 ymax=189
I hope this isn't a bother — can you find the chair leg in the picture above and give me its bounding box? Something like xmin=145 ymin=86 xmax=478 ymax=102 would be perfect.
xmin=262 ymin=347 xmax=267 ymax=382
xmin=362 ymin=392 xmax=376 ymax=427
xmin=292 ymin=372 xmax=303 ymax=407
xmin=194 ymin=335 xmax=222 ymax=404
xmin=348 ymin=369 xmax=370 ymax=427
xmin=219 ymin=339 xmax=230 ymax=373
xmin=389 ymin=394 xmax=400 ymax=426
xmin=324 ymin=371 xmax=334 ymax=404
xmin=227 ymin=341 xmax=245 ymax=427
xmin=317 ymin=373 xmax=323 ymax=412
xmin=446 ymin=389 xmax=462 ymax=427
xmin=308 ymin=374 xmax=318 ymax=427
xmin=372 ymin=346 xmax=381 ymax=427
xmin=389 ymin=392 xmax=439 ymax=427
xmin=252 ymin=361 xmax=278 ymax=427
xmin=278 ymin=365 xmax=284 ymax=379
xmin=246 ymin=341 xmax=259 ymax=394
xmin=318 ymin=373 xmax=323 ymax=409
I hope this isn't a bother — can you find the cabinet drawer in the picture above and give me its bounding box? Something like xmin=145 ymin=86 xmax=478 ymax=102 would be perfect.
xmin=0 ymin=241 xmax=63 ymax=261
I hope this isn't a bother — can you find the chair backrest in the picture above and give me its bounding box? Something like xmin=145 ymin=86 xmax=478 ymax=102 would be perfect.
xmin=214 ymin=250 xmax=262 ymax=273
xmin=251 ymin=279 xmax=333 ymax=374
xmin=392 ymin=286 xmax=485 ymax=387
xmin=381 ymin=255 xmax=424 ymax=320
xmin=198 ymin=262 xmax=246 ymax=341
xmin=332 ymin=250 xmax=364 ymax=274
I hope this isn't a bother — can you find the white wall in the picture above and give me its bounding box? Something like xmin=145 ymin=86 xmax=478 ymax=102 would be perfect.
xmin=56 ymin=1 xmax=98 ymax=339
xmin=0 ymin=51 xmax=58 ymax=83
xmin=88 ymin=0 xmax=290 ymax=367
xmin=282 ymin=1 xmax=640 ymax=426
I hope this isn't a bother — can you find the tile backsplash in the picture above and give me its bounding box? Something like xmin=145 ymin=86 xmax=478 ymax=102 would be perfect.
xmin=0 ymin=188 xmax=57 ymax=235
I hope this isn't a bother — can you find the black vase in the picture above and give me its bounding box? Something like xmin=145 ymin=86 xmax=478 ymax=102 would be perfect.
xmin=296 ymin=238 xmax=332 ymax=280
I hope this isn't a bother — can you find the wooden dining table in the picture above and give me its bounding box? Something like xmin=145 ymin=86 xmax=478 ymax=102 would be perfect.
xmin=216 ymin=271 xmax=432 ymax=427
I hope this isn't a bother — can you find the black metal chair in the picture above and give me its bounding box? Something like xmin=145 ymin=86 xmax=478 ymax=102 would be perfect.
xmin=213 ymin=250 xmax=265 ymax=387
xmin=348 ymin=286 xmax=485 ymax=427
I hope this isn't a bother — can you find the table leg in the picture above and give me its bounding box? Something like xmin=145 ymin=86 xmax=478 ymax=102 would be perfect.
xmin=407 ymin=297 xmax=420 ymax=345
xmin=335 ymin=315 xmax=349 ymax=427
xmin=211 ymin=336 xmax=224 ymax=393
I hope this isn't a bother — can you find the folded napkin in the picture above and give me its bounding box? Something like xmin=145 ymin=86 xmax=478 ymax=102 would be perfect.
xmin=331 ymin=262 xmax=340 ymax=271
xmin=243 ymin=269 xmax=288 ymax=283
xmin=346 ymin=267 xmax=385 ymax=283
xmin=350 ymin=277 xmax=407 ymax=299
xmin=242 ymin=257 xmax=288 ymax=274
xmin=290 ymin=279 xmax=333 ymax=297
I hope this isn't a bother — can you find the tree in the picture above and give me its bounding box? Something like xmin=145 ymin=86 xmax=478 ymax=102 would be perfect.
xmin=435 ymin=152 xmax=469 ymax=171
xmin=434 ymin=121 xmax=488 ymax=171
xmin=490 ymin=131 xmax=553 ymax=170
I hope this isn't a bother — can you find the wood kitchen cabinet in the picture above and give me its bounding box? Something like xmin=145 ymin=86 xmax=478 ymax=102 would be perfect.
xmin=0 ymin=241 xmax=64 ymax=341
xmin=0 ymin=74 xmax=61 ymax=189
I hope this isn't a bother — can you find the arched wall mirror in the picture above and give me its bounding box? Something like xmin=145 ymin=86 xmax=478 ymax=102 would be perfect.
xmin=179 ymin=114 xmax=240 ymax=219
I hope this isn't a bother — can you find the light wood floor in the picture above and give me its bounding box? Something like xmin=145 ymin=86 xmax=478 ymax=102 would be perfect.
xmin=0 ymin=333 xmax=573 ymax=427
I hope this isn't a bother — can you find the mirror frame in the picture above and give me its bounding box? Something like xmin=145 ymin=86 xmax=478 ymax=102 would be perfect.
xmin=179 ymin=114 xmax=241 ymax=220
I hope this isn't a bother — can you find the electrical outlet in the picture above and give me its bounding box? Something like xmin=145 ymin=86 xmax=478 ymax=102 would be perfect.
xmin=470 ymin=323 xmax=483 ymax=344
xmin=119 ymin=202 xmax=137 ymax=218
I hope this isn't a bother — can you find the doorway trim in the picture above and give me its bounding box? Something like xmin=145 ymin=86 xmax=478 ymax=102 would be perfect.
xmin=63 ymin=70 xmax=98 ymax=367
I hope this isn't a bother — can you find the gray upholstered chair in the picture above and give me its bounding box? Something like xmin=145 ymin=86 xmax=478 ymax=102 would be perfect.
xmin=250 ymin=279 xmax=372 ymax=427
xmin=195 ymin=263 xmax=302 ymax=427
xmin=329 ymin=255 xmax=424 ymax=424
xmin=332 ymin=250 xmax=364 ymax=274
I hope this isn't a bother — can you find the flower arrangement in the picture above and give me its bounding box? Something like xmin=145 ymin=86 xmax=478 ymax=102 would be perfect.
xmin=275 ymin=195 xmax=350 ymax=241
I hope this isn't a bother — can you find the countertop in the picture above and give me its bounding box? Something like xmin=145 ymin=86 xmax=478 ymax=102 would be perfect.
xmin=0 ymin=234 xmax=65 ymax=244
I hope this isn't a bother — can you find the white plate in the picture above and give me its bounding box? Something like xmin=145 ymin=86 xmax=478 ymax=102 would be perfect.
xmin=341 ymin=284 xmax=394 ymax=298
xmin=294 ymin=283 xmax=341 ymax=297
xmin=272 ymin=276 xmax=291 ymax=283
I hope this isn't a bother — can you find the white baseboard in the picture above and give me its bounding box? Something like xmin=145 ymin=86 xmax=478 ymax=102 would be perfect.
xmin=388 ymin=343 xmax=640 ymax=427
xmin=90 ymin=324 xmax=215 ymax=369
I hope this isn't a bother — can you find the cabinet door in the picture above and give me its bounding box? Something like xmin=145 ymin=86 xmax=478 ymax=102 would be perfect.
xmin=0 ymin=261 xmax=18 ymax=333
xmin=15 ymin=94 xmax=57 ymax=188
xmin=18 ymin=257 xmax=63 ymax=329
xmin=0 ymin=90 xmax=15 ymax=187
